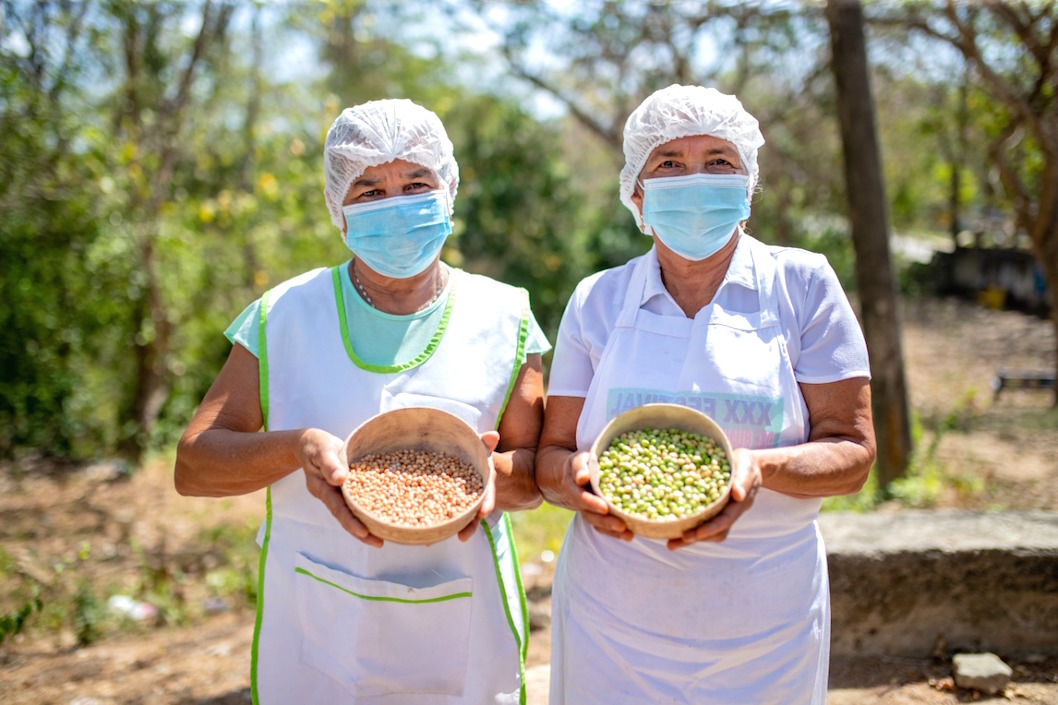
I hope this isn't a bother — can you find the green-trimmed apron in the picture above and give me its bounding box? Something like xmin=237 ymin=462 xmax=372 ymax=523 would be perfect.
xmin=252 ymin=266 xmax=530 ymax=704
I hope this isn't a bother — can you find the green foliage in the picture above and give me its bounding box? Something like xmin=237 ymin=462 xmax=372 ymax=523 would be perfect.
xmin=445 ymin=95 xmax=600 ymax=337
xmin=790 ymin=218 xmax=859 ymax=292
xmin=888 ymin=392 xmax=985 ymax=508
xmin=73 ymin=584 xmax=104 ymax=646
xmin=0 ymin=594 xmax=43 ymax=647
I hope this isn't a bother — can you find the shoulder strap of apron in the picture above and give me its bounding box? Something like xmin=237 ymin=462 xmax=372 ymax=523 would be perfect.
xmin=744 ymin=235 xmax=781 ymax=329
xmin=615 ymin=252 xmax=655 ymax=329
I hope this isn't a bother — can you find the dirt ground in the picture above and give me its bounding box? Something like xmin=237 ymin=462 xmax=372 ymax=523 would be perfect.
xmin=1 ymin=295 xmax=1056 ymax=705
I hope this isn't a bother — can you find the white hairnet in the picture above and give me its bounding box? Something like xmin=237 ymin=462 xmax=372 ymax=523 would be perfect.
xmin=619 ymin=84 xmax=765 ymax=229
xmin=323 ymin=99 xmax=459 ymax=229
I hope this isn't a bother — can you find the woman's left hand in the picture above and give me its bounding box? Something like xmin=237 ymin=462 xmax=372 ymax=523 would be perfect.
xmin=666 ymin=447 xmax=761 ymax=551
xmin=457 ymin=430 xmax=499 ymax=542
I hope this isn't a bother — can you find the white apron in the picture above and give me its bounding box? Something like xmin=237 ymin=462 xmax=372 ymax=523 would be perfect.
xmin=252 ymin=266 xmax=530 ymax=705
xmin=550 ymin=238 xmax=830 ymax=705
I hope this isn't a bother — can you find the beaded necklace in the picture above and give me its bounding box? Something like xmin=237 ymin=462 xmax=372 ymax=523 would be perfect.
xmin=352 ymin=260 xmax=446 ymax=312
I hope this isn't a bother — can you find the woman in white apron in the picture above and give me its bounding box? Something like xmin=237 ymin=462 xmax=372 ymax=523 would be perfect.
xmin=175 ymin=99 xmax=549 ymax=704
xmin=537 ymin=85 xmax=876 ymax=704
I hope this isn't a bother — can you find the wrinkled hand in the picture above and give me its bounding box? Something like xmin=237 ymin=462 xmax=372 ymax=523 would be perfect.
xmin=297 ymin=428 xmax=383 ymax=548
xmin=457 ymin=431 xmax=499 ymax=542
xmin=667 ymin=448 xmax=761 ymax=551
xmin=560 ymin=450 xmax=633 ymax=542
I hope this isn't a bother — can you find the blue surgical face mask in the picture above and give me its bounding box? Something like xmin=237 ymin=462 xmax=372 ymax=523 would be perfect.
xmin=342 ymin=190 xmax=452 ymax=279
xmin=640 ymin=173 xmax=751 ymax=261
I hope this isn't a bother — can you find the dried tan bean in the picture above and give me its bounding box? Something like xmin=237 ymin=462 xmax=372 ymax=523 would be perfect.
xmin=345 ymin=449 xmax=484 ymax=527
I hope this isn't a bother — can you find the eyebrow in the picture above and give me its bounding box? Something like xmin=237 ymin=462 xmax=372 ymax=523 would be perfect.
xmin=351 ymin=175 xmax=381 ymax=188
xmin=351 ymin=167 xmax=435 ymax=189
xmin=651 ymin=145 xmax=739 ymax=161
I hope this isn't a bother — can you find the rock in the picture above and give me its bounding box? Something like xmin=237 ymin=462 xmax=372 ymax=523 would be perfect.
xmin=106 ymin=595 xmax=157 ymax=622
xmin=84 ymin=459 xmax=133 ymax=482
xmin=952 ymin=652 xmax=1013 ymax=695
xmin=203 ymin=597 xmax=231 ymax=615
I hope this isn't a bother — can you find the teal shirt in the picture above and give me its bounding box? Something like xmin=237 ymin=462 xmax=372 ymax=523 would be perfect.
xmin=226 ymin=261 xmax=551 ymax=367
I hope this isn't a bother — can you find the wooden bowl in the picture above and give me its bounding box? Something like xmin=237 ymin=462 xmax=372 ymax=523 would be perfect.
xmin=341 ymin=407 xmax=489 ymax=545
xmin=589 ymin=403 xmax=734 ymax=540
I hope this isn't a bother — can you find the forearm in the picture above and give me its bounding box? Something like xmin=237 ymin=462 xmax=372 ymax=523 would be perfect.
xmin=755 ymin=436 xmax=873 ymax=498
xmin=492 ymin=447 xmax=543 ymax=512
xmin=175 ymin=427 xmax=305 ymax=497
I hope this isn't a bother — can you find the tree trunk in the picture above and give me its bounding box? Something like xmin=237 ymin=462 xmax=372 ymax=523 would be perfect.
xmin=1024 ymin=171 xmax=1058 ymax=408
xmin=949 ymin=76 xmax=968 ymax=243
xmin=1044 ymin=249 xmax=1058 ymax=408
xmin=826 ymin=0 xmax=912 ymax=487
xmin=240 ymin=5 xmax=263 ymax=289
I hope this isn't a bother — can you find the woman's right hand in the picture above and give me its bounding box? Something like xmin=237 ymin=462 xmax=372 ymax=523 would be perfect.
xmin=537 ymin=396 xmax=634 ymax=541
xmin=296 ymin=428 xmax=383 ymax=548
xmin=557 ymin=450 xmax=634 ymax=542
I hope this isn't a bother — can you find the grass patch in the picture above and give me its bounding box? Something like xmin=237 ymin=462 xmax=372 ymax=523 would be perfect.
xmin=509 ymin=503 xmax=573 ymax=563
xmin=0 ymin=592 xmax=41 ymax=647
xmin=0 ymin=516 xmax=261 ymax=646
xmin=824 ymin=394 xmax=990 ymax=512
xmin=197 ymin=522 xmax=260 ymax=606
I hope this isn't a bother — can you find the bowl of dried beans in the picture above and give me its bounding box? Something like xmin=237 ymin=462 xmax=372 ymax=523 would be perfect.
xmin=589 ymin=403 xmax=734 ymax=540
xmin=342 ymin=407 xmax=490 ymax=545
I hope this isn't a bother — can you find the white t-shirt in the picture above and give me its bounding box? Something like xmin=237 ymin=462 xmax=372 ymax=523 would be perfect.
xmin=548 ymin=237 xmax=870 ymax=398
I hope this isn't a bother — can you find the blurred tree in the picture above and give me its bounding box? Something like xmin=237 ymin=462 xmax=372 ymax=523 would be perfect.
xmin=443 ymin=93 xmax=593 ymax=337
xmin=462 ymin=1 xmax=868 ymax=270
xmin=103 ymin=0 xmax=236 ymax=461
xmin=0 ymin=0 xmax=110 ymax=457
xmin=157 ymin=1 xmax=340 ymax=448
xmin=888 ymin=0 xmax=1058 ymax=406
xmin=0 ymin=0 xmax=245 ymax=461
xmin=826 ymin=0 xmax=912 ymax=486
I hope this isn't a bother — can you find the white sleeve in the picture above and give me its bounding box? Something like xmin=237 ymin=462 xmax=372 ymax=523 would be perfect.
xmin=792 ymin=257 xmax=871 ymax=383
xmin=545 ymin=284 xmax=595 ymax=398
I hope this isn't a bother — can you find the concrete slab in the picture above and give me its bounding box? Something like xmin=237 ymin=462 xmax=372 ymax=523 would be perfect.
xmin=821 ymin=510 xmax=1058 ymax=657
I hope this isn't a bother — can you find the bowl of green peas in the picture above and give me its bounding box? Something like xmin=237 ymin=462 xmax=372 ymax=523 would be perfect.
xmin=589 ymin=403 xmax=734 ymax=539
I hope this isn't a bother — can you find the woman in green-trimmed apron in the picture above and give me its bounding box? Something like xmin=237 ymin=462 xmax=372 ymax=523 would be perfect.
xmin=175 ymin=98 xmax=549 ymax=704
xmin=536 ymin=84 xmax=877 ymax=704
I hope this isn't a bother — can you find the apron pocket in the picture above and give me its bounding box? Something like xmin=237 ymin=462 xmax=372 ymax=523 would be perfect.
xmin=293 ymin=552 xmax=473 ymax=697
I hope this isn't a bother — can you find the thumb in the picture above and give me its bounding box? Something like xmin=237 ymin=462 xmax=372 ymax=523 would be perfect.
xmin=479 ymin=430 xmax=500 ymax=454
xmin=729 ymin=449 xmax=752 ymax=501
xmin=321 ymin=450 xmax=349 ymax=486
xmin=572 ymin=454 xmax=593 ymax=487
